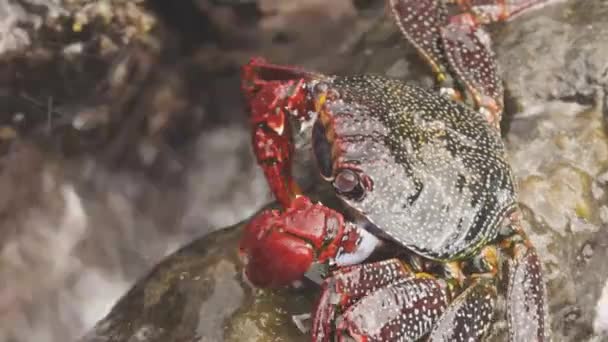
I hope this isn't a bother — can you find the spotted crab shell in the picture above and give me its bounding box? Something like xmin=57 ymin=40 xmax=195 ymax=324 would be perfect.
xmin=312 ymin=74 xmax=516 ymax=260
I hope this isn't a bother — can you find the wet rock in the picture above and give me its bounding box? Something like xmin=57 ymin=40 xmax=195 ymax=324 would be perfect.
xmin=506 ymin=102 xmax=608 ymax=341
xmin=0 ymin=0 xmax=154 ymax=55
xmin=495 ymin=0 xmax=608 ymax=117
xmin=257 ymin=0 xmax=356 ymax=30
xmin=79 ymin=222 xmax=314 ymax=342
xmin=0 ymin=2 xmax=270 ymax=341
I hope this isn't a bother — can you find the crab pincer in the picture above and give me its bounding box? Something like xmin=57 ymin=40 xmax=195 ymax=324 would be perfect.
xmin=239 ymin=196 xmax=346 ymax=288
xmin=241 ymin=58 xmax=316 ymax=208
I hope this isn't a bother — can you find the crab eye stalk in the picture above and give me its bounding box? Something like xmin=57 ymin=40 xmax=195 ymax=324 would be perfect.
xmin=333 ymin=169 xmax=366 ymax=201
xmin=312 ymin=121 xmax=333 ymax=179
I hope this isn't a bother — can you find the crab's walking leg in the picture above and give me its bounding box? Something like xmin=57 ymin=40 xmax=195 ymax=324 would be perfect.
xmin=388 ymin=0 xmax=451 ymax=87
xmin=313 ymin=259 xmax=450 ymax=341
xmin=389 ymin=0 xmax=504 ymax=127
xmin=427 ymin=278 xmax=497 ymax=341
xmin=391 ymin=0 xmax=561 ymax=128
xmin=313 ymin=254 xmax=506 ymax=341
xmin=440 ymin=16 xmax=503 ymax=127
xmin=505 ymin=241 xmax=548 ymax=341
xmin=429 ymin=225 xmax=548 ymax=341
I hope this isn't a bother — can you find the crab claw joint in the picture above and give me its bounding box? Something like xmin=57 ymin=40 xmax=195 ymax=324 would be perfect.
xmin=239 ymin=196 xmax=347 ymax=288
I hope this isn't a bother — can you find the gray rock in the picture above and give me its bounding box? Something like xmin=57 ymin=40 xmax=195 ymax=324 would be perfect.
xmin=495 ymin=0 xmax=608 ymax=116
xmin=79 ymin=222 xmax=314 ymax=342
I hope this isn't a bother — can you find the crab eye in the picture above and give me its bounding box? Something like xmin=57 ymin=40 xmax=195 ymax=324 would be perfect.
xmin=333 ymin=169 xmax=365 ymax=201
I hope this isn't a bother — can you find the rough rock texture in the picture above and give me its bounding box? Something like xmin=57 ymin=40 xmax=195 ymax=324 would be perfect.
xmin=496 ymin=1 xmax=608 ymax=340
xmin=79 ymin=222 xmax=315 ymax=342
xmin=0 ymin=0 xmax=154 ymax=55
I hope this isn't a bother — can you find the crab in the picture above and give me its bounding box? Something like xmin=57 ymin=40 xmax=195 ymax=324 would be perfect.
xmin=239 ymin=0 xmax=557 ymax=341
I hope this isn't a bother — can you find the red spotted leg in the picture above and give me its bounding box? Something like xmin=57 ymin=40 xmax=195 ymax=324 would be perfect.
xmin=312 ymin=259 xmax=451 ymax=341
xmin=310 ymin=220 xmax=548 ymax=341
xmin=428 ymin=218 xmax=548 ymax=341
xmin=502 ymin=221 xmax=549 ymax=341
xmin=388 ymin=0 xmax=555 ymax=128
xmin=313 ymin=257 xmax=504 ymax=341
xmin=388 ymin=0 xmax=502 ymax=127
xmin=446 ymin=0 xmax=558 ymax=128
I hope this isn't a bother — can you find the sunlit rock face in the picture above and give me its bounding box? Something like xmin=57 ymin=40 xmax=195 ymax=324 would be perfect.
xmin=493 ymin=1 xmax=608 ymax=340
xmin=506 ymin=102 xmax=608 ymax=341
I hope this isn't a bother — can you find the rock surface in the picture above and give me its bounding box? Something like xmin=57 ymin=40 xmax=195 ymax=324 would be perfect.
xmin=79 ymin=222 xmax=315 ymax=342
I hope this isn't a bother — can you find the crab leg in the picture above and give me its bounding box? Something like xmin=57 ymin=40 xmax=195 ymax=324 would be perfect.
xmin=311 ymin=232 xmax=544 ymax=341
xmin=389 ymin=0 xmax=504 ymax=127
xmin=388 ymin=0 xmax=451 ymax=88
xmin=448 ymin=0 xmax=559 ymax=123
xmin=505 ymin=241 xmax=548 ymax=341
xmin=428 ymin=278 xmax=497 ymax=341
xmin=313 ymin=259 xmax=450 ymax=341
xmin=440 ymin=15 xmax=504 ymax=127
xmin=390 ymin=0 xmax=558 ymax=128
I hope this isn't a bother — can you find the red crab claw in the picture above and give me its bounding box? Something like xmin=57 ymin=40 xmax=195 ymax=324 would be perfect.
xmin=241 ymin=57 xmax=319 ymax=208
xmin=239 ymin=196 xmax=356 ymax=288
